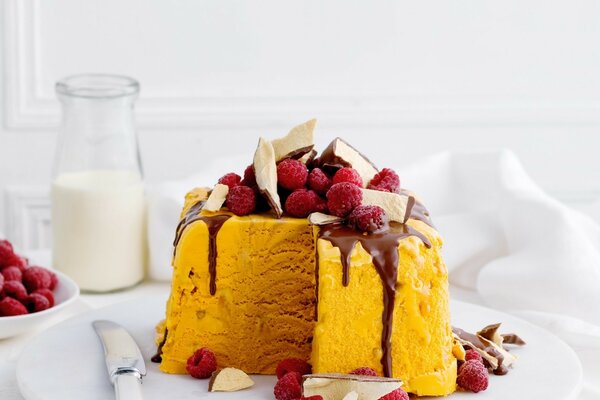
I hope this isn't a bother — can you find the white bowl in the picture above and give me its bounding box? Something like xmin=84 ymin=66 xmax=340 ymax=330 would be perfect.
xmin=0 ymin=270 xmax=80 ymax=339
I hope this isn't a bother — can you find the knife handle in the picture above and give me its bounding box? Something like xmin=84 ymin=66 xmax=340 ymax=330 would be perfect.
xmin=114 ymin=372 xmax=143 ymax=400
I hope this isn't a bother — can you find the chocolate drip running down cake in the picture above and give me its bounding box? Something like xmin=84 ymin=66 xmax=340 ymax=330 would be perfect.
xmin=155 ymin=120 xmax=522 ymax=397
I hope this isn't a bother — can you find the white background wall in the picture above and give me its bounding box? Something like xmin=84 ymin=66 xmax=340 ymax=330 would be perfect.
xmin=1 ymin=0 xmax=600 ymax=249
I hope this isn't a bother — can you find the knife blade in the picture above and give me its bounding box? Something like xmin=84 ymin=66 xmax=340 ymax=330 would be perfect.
xmin=93 ymin=320 xmax=146 ymax=400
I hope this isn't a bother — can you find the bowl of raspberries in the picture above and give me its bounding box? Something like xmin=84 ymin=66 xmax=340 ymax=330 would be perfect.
xmin=0 ymin=239 xmax=79 ymax=339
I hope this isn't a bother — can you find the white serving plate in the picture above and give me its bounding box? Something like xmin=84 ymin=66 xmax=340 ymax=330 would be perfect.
xmin=0 ymin=270 xmax=79 ymax=339
xmin=16 ymin=297 xmax=582 ymax=400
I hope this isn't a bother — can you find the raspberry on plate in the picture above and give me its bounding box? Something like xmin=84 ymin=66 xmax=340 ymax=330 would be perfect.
xmin=186 ymin=347 xmax=217 ymax=379
xmin=276 ymin=358 xmax=312 ymax=379
xmin=25 ymin=293 xmax=51 ymax=313
xmin=307 ymin=168 xmax=332 ymax=195
xmin=1 ymin=266 xmax=23 ymax=282
xmin=349 ymin=367 xmax=378 ymax=376
xmin=277 ymin=158 xmax=308 ymax=190
xmin=226 ymin=185 xmax=256 ymax=216
xmin=298 ymin=396 xmax=323 ymax=400
xmin=273 ymin=371 xmax=302 ymax=400
xmin=0 ymin=297 xmax=28 ymax=316
xmin=4 ymin=254 xmax=28 ymax=272
xmin=457 ymin=359 xmax=489 ymax=393
xmin=0 ymin=273 xmax=4 ymax=293
xmin=326 ymin=182 xmax=362 ymax=218
xmin=241 ymin=165 xmax=257 ymax=187
xmin=3 ymin=281 xmax=28 ymax=301
xmin=348 ymin=205 xmax=388 ymax=233
xmin=22 ymin=267 xmax=52 ymax=292
xmin=33 ymin=288 xmax=55 ymax=307
xmin=379 ymin=387 xmax=409 ymax=400
xmin=218 ymin=172 xmax=242 ymax=189
xmin=0 ymin=240 xmax=15 ymax=267
xmin=332 ymin=167 xmax=363 ymax=187
xmin=284 ymin=190 xmax=319 ymax=218
xmin=465 ymin=349 xmax=483 ymax=363
xmin=48 ymin=270 xmax=58 ymax=291
xmin=367 ymin=168 xmax=400 ymax=193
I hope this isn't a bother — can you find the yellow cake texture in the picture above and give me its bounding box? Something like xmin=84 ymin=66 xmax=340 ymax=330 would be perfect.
xmin=158 ymin=187 xmax=456 ymax=396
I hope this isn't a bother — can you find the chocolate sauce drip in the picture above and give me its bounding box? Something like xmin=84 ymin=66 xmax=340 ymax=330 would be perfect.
xmin=319 ymin=222 xmax=431 ymax=377
xmin=151 ymin=329 xmax=168 ymax=363
xmin=453 ymin=327 xmax=508 ymax=375
xmin=172 ymin=200 xmax=231 ymax=295
xmin=400 ymin=189 xmax=433 ymax=227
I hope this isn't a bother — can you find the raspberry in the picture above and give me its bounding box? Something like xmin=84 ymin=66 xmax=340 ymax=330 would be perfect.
xmin=0 ymin=240 xmax=15 ymax=267
xmin=4 ymin=254 xmax=28 ymax=272
xmin=277 ymin=159 xmax=308 ymax=190
xmin=285 ymin=190 xmax=319 ymax=218
xmin=22 ymin=267 xmax=52 ymax=292
xmin=273 ymin=371 xmax=302 ymax=400
xmin=379 ymin=388 xmax=409 ymax=400
xmin=1 ymin=266 xmax=23 ymax=282
xmin=332 ymin=167 xmax=363 ymax=187
xmin=276 ymin=358 xmax=312 ymax=379
xmin=34 ymin=288 xmax=55 ymax=307
xmin=348 ymin=205 xmax=388 ymax=233
xmin=307 ymin=168 xmax=332 ymax=195
xmin=298 ymin=397 xmax=323 ymax=400
xmin=3 ymin=281 xmax=28 ymax=300
xmin=457 ymin=359 xmax=489 ymax=393
xmin=326 ymin=182 xmax=362 ymax=218
xmin=225 ymin=185 xmax=256 ymax=216
xmin=465 ymin=349 xmax=483 ymax=363
xmin=0 ymin=273 xmax=4 ymax=293
xmin=314 ymin=195 xmax=328 ymax=214
xmin=241 ymin=165 xmax=257 ymax=187
xmin=186 ymin=348 xmax=217 ymax=379
xmin=25 ymin=293 xmax=51 ymax=313
xmin=218 ymin=172 xmax=242 ymax=189
xmin=350 ymin=367 xmax=378 ymax=376
xmin=48 ymin=270 xmax=58 ymax=290
xmin=367 ymin=168 xmax=400 ymax=193
xmin=0 ymin=297 xmax=28 ymax=316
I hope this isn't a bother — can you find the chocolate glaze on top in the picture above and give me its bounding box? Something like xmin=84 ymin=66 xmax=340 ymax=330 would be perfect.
xmin=453 ymin=327 xmax=509 ymax=375
xmin=318 ymin=221 xmax=431 ymax=378
xmin=173 ymin=200 xmax=231 ymax=296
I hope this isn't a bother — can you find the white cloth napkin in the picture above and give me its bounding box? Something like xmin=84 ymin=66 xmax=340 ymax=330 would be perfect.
xmin=147 ymin=150 xmax=600 ymax=398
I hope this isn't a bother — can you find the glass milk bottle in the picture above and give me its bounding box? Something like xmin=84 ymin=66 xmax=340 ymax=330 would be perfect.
xmin=51 ymin=74 xmax=146 ymax=292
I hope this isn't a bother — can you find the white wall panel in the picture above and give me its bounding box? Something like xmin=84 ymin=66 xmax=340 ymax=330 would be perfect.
xmin=2 ymin=0 xmax=600 ymax=248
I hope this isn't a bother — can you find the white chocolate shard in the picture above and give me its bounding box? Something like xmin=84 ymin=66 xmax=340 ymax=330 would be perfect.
xmin=272 ymin=118 xmax=316 ymax=161
xmin=342 ymin=391 xmax=359 ymax=400
xmin=253 ymin=137 xmax=283 ymax=218
xmin=203 ymin=184 xmax=229 ymax=212
xmin=308 ymin=212 xmax=344 ymax=226
xmin=302 ymin=373 xmax=402 ymax=400
xmin=360 ymin=189 xmax=413 ymax=223
xmin=208 ymin=368 xmax=254 ymax=392
xmin=319 ymin=138 xmax=379 ymax=186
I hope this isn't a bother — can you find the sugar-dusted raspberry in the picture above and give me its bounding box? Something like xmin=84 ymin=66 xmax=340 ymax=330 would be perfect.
xmin=0 ymin=240 xmax=15 ymax=267
xmin=276 ymin=358 xmax=312 ymax=379
xmin=186 ymin=348 xmax=217 ymax=379
xmin=22 ymin=266 xmax=52 ymax=292
xmin=240 ymin=165 xmax=257 ymax=187
xmin=307 ymin=168 xmax=332 ymax=195
xmin=0 ymin=297 xmax=28 ymax=316
xmin=457 ymin=359 xmax=489 ymax=393
xmin=3 ymin=281 xmax=28 ymax=300
xmin=277 ymin=159 xmax=308 ymax=190
xmin=285 ymin=190 xmax=319 ymax=218
xmin=465 ymin=349 xmax=483 ymax=363
xmin=367 ymin=168 xmax=400 ymax=193
xmin=326 ymin=182 xmax=362 ymax=218
xmin=225 ymin=185 xmax=256 ymax=216
xmin=348 ymin=205 xmax=388 ymax=233
xmin=379 ymin=388 xmax=409 ymax=400
xmin=332 ymin=167 xmax=363 ymax=187
xmin=273 ymin=371 xmax=302 ymax=400
xmin=1 ymin=266 xmax=23 ymax=282
xmin=34 ymin=288 xmax=55 ymax=307
xmin=218 ymin=172 xmax=242 ymax=189
xmin=25 ymin=293 xmax=51 ymax=313
xmin=349 ymin=367 xmax=378 ymax=376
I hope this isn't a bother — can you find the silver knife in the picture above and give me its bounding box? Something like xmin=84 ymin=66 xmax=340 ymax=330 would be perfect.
xmin=93 ymin=320 xmax=146 ymax=400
